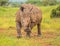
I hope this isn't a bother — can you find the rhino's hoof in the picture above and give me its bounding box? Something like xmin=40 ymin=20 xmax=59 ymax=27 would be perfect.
xmin=37 ymin=34 xmax=41 ymax=37
xmin=17 ymin=35 xmax=22 ymax=39
xmin=26 ymin=35 xmax=31 ymax=38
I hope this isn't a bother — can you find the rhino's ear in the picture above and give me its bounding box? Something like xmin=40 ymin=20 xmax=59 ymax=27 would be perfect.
xmin=20 ymin=7 xmax=24 ymax=12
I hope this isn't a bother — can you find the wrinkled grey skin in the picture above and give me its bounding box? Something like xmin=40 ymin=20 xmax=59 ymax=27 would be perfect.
xmin=16 ymin=4 xmax=42 ymax=38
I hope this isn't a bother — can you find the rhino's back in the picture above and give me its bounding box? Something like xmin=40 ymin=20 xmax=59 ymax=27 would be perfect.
xmin=30 ymin=6 xmax=42 ymax=23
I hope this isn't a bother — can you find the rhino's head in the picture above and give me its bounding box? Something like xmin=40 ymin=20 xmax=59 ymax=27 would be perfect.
xmin=21 ymin=17 xmax=30 ymax=30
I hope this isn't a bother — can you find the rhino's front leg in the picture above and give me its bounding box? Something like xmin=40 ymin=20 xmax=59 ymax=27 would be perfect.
xmin=16 ymin=22 xmax=22 ymax=38
xmin=26 ymin=29 xmax=31 ymax=37
xmin=25 ymin=27 xmax=31 ymax=37
xmin=37 ymin=23 xmax=41 ymax=36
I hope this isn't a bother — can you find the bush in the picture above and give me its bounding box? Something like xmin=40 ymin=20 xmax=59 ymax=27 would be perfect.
xmin=51 ymin=9 xmax=56 ymax=18
xmin=51 ymin=5 xmax=60 ymax=18
xmin=0 ymin=0 xmax=8 ymax=6
xmin=56 ymin=5 xmax=60 ymax=11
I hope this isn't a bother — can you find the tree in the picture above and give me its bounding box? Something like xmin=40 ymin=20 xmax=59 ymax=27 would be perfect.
xmin=42 ymin=0 xmax=57 ymax=6
xmin=26 ymin=0 xmax=42 ymax=6
xmin=0 ymin=0 xmax=9 ymax=6
xmin=42 ymin=0 xmax=48 ymax=6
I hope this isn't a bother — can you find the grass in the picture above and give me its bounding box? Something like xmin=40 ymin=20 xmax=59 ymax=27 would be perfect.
xmin=0 ymin=6 xmax=60 ymax=46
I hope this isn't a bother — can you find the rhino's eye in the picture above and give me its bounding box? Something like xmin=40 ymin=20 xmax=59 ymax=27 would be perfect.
xmin=20 ymin=7 xmax=24 ymax=12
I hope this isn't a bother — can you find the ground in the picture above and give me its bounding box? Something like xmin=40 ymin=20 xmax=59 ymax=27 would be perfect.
xmin=0 ymin=6 xmax=60 ymax=46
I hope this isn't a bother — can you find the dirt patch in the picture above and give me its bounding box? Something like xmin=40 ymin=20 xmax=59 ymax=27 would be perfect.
xmin=42 ymin=32 xmax=58 ymax=38
xmin=0 ymin=28 xmax=58 ymax=38
xmin=0 ymin=28 xmax=6 ymax=33
xmin=42 ymin=43 xmax=53 ymax=46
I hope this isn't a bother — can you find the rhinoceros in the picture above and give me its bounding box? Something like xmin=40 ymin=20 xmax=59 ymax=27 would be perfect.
xmin=16 ymin=4 xmax=42 ymax=38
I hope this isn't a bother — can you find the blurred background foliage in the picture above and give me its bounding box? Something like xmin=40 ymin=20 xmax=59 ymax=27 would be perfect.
xmin=0 ymin=0 xmax=60 ymax=17
xmin=0 ymin=0 xmax=60 ymax=6
xmin=51 ymin=5 xmax=60 ymax=18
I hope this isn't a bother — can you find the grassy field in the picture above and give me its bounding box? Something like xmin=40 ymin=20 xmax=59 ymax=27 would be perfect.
xmin=0 ymin=6 xmax=60 ymax=46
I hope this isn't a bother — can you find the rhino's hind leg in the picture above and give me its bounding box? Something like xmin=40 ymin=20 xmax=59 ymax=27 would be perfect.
xmin=37 ymin=23 xmax=41 ymax=36
xmin=16 ymin=22 xmax=22 ymax=38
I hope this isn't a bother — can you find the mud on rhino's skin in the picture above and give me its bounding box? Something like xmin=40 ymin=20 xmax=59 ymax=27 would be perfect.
xmin=16 ymin=4 xmax=42 ymax=38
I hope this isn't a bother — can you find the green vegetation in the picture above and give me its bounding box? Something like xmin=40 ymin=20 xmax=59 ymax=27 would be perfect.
xmin=26 ymin=0 xmax=58 ymax=6
xmin=26 ymin=0 xmax=42 ymax=6
xmin=0 ymin=5 xmax=60 ymax=46
xmin=42 ymin=0 xmax=57 ymax=6
xmin=51 ymin=5 xmax=60 ymax=18
xmin=0 ymin=0 xmax=60 ymax=7
xmin=0 ymin=0 xmax=9 ymax=6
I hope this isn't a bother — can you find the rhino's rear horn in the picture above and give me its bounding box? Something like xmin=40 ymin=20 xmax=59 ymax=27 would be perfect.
xmin=20 ymin=7 xmax=24 ymax=12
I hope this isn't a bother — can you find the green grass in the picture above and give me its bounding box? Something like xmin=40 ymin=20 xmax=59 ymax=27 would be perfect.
xmin=0 ymin=6 xmax=60 ymax=46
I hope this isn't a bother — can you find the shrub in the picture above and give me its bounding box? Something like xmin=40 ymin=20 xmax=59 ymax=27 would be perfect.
xmin=56 ymin=5 xmax=60 ymax=11
xmin=51 ymin=5 xmax=60 ymax=18
xmin=51 ymin=9 xmax=56 ymax=18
